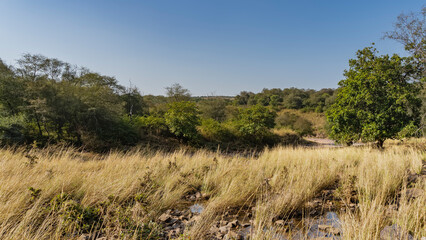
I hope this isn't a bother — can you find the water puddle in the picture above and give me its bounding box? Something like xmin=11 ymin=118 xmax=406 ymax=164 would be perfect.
xmin=189 ymin=203 xmax=205 ymax=214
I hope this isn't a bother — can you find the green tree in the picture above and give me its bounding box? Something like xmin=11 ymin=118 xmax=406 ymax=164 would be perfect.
xmin=164 ymin=101 xmax=200 ymax=140
xmin=233 ymin=105 xmax=276 ymax=141
xmin=198 ymin=97 xmax=227 ymax=122
xmin=165 ymin=83 xmax=191 ymax=102
xmin=121 ymin=86 xmax=148 ymax=118
xmin=326 ymin=46 xmax=422 ymax=148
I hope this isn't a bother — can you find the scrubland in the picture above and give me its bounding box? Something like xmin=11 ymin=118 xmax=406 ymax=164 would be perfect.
xmin=0 ymin=141 xmax=424 ymax=240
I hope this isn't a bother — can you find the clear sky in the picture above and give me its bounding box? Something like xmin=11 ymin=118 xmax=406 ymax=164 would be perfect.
xmin=0 ymin=1 xmax=423 ymax=96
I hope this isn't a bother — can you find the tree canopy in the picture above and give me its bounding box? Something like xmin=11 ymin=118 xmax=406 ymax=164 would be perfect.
xmin=326 ymin=46 xmax=422 ymax=148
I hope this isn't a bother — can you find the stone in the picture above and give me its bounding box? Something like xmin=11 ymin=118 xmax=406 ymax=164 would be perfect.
xmin=225 ymin=230 xmax=243 ymax=240
xmin=219 ymin=226 xmax=230 ymax=234
xmin=158 ymin=213 xmax=172 ymax=222
xmin=380 ymin=224 xmax=414 ymax=240
xmin=318 ymin=224 xmax=341 ymax=235
xmin=210 ymin=225 xmax=220 ymax=233
xmin=220 ymin=220 xmax=229 ymax=226
xmin=195 ymin=192 xmax=202 ymax=199
xmin=241 ymin=223 xmax=251 ymax=228
xmin=169 ymin=217 xmax=178 ymax=225
xmin=227 ymin=220 xmax=239 ymax=228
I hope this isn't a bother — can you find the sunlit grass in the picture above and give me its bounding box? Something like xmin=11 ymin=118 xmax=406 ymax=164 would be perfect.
xmin=0 ymin=140 xmax=424 ymax=239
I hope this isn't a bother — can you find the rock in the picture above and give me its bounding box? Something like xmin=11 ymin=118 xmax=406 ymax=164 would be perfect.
xmin=219 ymin=226 xmax=230 ymax=234
xmin=318 ymin=224 xmax=341 ymax=235
xmin=220 ymin=220 xmax=229 ymax=226
xmin=172 ymin=209 xmax=182 ymax=216
xmin=225 ymin=231 xmax=243 ymax=240
xmin=241 ymin=223 xmax=251 ymax=228
xmin=78 ymin=234 xmax=90 ymax=240
xmin=227 ymin=220 xmax=239 ymax=228
xmin=380 ymin=224 xmax=414 ymax=240
xmin=210 ymin=225 xmax=220 ymax=233
xmin=158 ymin=213 xmax=172 ymax=222
xmin=195 ymin=192 xmax=202 ymax=199
xmin=401 ymin=188 xmax=424 ymax=200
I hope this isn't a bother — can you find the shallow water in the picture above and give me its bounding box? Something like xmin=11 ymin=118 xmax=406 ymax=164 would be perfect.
xmin=189 ymin=203 xmax=205 ymax=214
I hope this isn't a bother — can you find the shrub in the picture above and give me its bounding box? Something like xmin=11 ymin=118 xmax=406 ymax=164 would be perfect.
xmin=164 ymin=101 xmax=201 ymax=140
xmin=232 ymin=105 xmax=276 ymax=142
xmin=275 ymin=112 xmax=313 ymax=136
xmin=135 ymin=115 xmax=169 ymax=136
xmin=199 ymin=118 xmax=234 ymax=142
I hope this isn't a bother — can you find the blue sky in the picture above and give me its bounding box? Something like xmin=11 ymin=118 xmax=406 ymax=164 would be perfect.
xmin=0 ymin=1 xmax=423 ymax=96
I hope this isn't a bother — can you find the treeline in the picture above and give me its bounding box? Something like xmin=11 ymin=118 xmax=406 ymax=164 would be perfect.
xmin=232 ymin=88 xmax=335 ymax=112
xmin=0 ymin=55 xmax=319 ymax=151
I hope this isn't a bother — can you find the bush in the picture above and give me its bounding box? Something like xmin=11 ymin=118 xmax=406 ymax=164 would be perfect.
xmin=199 ymin=118 xmax=234 ymax=142
xmin=164 ymin=101 xmax=201 ymax=140
xmin=275 ymin=112 xmax=313 ymax=136
xmin=135 ymin=115 xmax=169 ymax=136
xmin=198 ymin=98 xmax=227 ymax=122
xmin=232 ymin=105 xmax=276 ymax=142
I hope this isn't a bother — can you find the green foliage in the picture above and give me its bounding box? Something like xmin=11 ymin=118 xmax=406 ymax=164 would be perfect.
xmin=0 ymin=54 xmax=139 ymax=149
xmin=121 ymin=86 xmax=148 ymax=117
xmin=275 ymin=112 xmax=313 ymax=136
xmin=28 ymin=187 xmax=42 ymax=202
xmin=198 ymin=98 xmax=228 ymax=122
xmin=164 ymin=101 xmax=201 ymax=140
xmin=233 ymin=87 xmax=335 ymax=112
xmin=232 ymin=105 xmax=276 ymax=141
xmin=46 ymin=193 xmax=162 ymax=239
xmin=61 ymin=200 xmax=102 ymax=234
xmin=199 ymin=118 xmax=234 ymax=142
xmin=135 ymin=115 xmax=169 ymax=136
xmin=0 ymin=112 xmax=27 ymax=144
xmin=326 ymin=46 xmax=422 ymax=147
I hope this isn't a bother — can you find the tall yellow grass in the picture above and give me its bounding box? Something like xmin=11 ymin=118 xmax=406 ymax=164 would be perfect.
xmin=0 ymin=142 xmax=424 ymax=239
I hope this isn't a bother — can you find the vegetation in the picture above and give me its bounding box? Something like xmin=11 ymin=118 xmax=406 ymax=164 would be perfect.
xmin=0 ymin=5 xmax=425 ymax=240
xmin=0 ymin=142 xmax=424 ymax=239
xmin=326 ymin=46 xmax=422 ymax=148
xmin=383 ymin=7 xmax=426 ymax=137
xmin=164 ymin=101 xmax=201 ymax=141
xmin=0 ymin=57 xmax=325 ymax=151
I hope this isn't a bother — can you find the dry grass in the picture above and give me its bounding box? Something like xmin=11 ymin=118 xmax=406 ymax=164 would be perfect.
xmin=0 ymin=141 xmax=424 ymax=239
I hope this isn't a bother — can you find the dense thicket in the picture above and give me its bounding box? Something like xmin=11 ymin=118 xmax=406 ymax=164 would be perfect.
xmin=233 ymin=88 xmax=336 ymax=112
xmin=1 ymin=55 xmax=320 ymax=150
xmin=0 ymin=55 xmax=139 ymax=149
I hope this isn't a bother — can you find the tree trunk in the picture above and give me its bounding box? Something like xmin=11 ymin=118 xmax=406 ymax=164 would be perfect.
xmin=376 ymin=139 xmax=384 ymax=149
